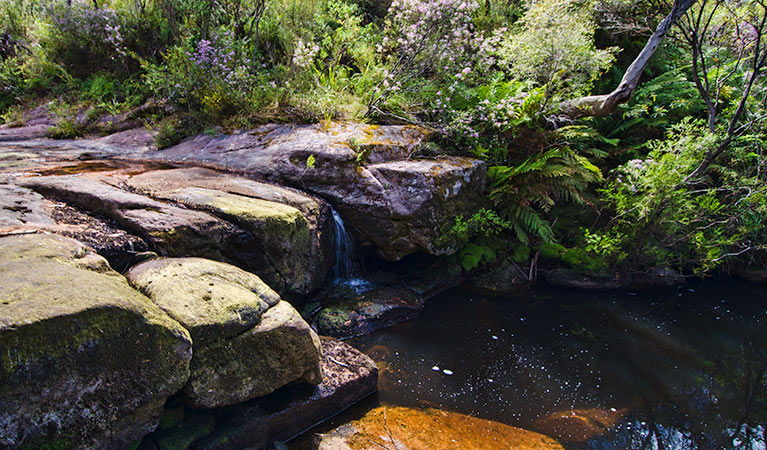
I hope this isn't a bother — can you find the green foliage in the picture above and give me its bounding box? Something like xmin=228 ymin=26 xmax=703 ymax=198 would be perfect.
xmin=539 ymin=240 xmax=609 ymax=273
xmin=488 ymin=144 xmax=602 ymax=245
xmin=155 ymin=117 xmax=188 ymax=149
xmin=458 ymin=242 xmax=496 ymax=271
xmin=0 ymin=57 xmax=24 ymax=112
xmin=597 ymin=119 xmax=767 ymax=273
xmin=496 ymin=0 xmax=617 ymax=100
xmin=47 ymin=117 xmax=85 ymax=139
xmin=438 ymin=208 xmax=512 ymax=249
xmin=39 ymin=3 xmax=128 ymax=79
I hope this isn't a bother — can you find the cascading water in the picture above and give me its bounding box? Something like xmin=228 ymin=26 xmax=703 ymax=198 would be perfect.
xmin=330 ymin=208 xmax=368 ymax=290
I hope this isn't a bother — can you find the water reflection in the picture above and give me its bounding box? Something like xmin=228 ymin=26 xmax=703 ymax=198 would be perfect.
xmin=348 ymin=281 xmax=767 ymax=449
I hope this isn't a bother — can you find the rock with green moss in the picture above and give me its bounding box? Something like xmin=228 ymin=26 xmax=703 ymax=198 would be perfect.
xmin=0 ymin=234 xmax=192 ymax=449
xmin=152 ymin=186 xmax=314 ymax=295
xmin=17 ymin=175 xmax=235 ymax=260
xmin=144 ymin=124 xmax=486 ymax=261
xmin=314 ymin=286 xmax=422 ymax=339
xmin=125 ymin=167 xmax=335 ymax=295
xmin=126 ymin=257 xmax=323 ymax=408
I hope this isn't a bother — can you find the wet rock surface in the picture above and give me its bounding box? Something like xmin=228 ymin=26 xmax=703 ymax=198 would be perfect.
xmin=0 ymin=234 xmax=192 ymax=449
xmin=531 ymin=407 xmax=628 ymax=443
xmin=314 ymin=286 xmax=423 ymax=339
xmin=312 ymin=406 xmax=565 ymax=450
xmin=127 ymin=257 xmax=323 ymax=408
xmin=139 ymin=337 xmax=378 ymax=450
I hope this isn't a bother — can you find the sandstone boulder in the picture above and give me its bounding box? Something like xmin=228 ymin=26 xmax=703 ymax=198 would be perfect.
xmin=18 ymin=171 xmax=332 ymax=295
xmin=313 ymin=406 xmax=565 ymax=450
xmin=148 ymin=124 xmax=487 ymax=260
xmin=126 ymin=257 xmax=323 ymax=408
xmin=184 ymin=337 xmax=378 ymax=450
xmin=0 ymin=234 xmax=192 ymax=449
xmin=125 ymin=167 xmax=334 ymax=294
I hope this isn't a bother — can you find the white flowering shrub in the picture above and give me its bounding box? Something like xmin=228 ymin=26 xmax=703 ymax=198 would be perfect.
xmin=370 ymin=0 xmax=492 ymax=114
xmin=292 ymin=38 xmax=319 ymax=69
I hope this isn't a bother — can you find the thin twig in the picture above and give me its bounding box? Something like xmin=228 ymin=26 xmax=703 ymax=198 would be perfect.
xmin=327 ymin=355 xmax=350 ymax=368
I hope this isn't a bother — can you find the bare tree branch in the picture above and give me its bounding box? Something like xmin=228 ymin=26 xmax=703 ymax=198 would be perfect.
xmin=561 ymin=0 xmax=698 ymax=118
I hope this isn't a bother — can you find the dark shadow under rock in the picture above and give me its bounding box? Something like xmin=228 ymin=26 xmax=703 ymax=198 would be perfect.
xmin=139 ymin=337 xmax=378 ymax=450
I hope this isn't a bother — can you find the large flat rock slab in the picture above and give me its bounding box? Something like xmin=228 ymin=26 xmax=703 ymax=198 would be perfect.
xmin=125 ymin=167 xmax=335 ymax=294
xmin=0 ymin=234 xmax=192 ymax=449
xmin=313 ymin=406 xmax=565 ymax=450
xmin=2 ymin=123 xmax=486 ymax=260
xmin=16 ymin=171 xmax=331 ymax=295
xmin=146 ymin=124 xmax=486 ymax=260
xmin=127 ymin=257 xmax=323 ymax=408
xmin=17 ymin=174 xmax=235 ymax=258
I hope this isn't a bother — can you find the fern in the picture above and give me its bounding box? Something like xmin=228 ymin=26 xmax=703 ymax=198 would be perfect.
xmin=488 ymin=145 xmax=601 ymax=244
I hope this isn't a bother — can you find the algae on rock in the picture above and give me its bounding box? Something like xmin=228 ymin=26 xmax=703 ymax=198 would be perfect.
xmin=0 ymin=234 xmax=192 ymax=449
xmin=127 ymin=257 xmax=323 ymax=408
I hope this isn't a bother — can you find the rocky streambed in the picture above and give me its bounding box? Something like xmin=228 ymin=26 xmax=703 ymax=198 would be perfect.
xmin=0 ymin=117 xmax=490 ymax=449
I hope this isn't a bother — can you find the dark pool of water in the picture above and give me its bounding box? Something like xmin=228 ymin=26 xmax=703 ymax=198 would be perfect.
xmin=295 ymin=280 xmax=767 ymax=449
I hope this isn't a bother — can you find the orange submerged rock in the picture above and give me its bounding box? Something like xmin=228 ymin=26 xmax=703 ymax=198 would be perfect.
xmin=532 ymin=407 xmax=628 ymax=443
xmin=314 ymin=406 xmax=565 ymax=450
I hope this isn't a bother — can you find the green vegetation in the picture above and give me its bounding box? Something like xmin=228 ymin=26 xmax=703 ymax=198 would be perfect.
xmin=1 ymin=0 xmax=766 ymax=277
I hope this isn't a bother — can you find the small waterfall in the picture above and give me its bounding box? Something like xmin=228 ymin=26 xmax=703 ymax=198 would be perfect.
xmin=330 ymin=208 xmax=367 ymax=289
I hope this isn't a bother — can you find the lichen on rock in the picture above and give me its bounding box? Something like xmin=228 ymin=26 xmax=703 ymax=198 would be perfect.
xmin=0 ymin=233 xmax=192 ymax=449
xmin=127 ymin=257 xmax=323 ymax=408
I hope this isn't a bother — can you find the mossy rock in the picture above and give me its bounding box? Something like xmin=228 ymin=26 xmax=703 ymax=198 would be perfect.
xmin=314 ymin=286 xmax=422 ymax=339
xmin=162 ymin=187 xmax=314 ymax=294
xmin=127 ymin=257 xmax=323 ymax=408
xmin=0 ymin=234 xmax=192 ymax=449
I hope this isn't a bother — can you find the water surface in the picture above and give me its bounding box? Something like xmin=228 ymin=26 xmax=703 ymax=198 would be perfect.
xmin=300 ymin=280 xmax=767 ymax=449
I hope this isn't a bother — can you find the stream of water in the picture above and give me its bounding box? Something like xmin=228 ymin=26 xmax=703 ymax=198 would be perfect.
xmin=329 ymin=208 xmax=369 ymax=292
xmin=296 ymin=280 xmax=767 ymax=449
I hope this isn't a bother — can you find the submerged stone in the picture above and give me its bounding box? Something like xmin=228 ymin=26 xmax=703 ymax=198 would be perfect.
xmin=127 ymin=257 xmax=323 ymax=408
xmin=532 ymin=407 xmax=628 ymax=443
xmin=314 ymin=286 xmax=422 ymax=339
xmin=0 ymin=234 xmax=192 ymax=449
xmin=313 ymin=406 xmax=565 ymax=450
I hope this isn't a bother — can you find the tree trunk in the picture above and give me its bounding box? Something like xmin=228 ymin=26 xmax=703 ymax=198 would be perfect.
xmin=560 ymin=0 xmax=698 ymax=118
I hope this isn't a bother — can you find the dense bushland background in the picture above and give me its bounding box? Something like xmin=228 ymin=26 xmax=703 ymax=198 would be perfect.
xmin=1 ymin=0 xmax=766 ymax=277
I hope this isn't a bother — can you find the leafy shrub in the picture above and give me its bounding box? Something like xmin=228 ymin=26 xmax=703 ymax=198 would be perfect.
xmin=40 ymin=4 xmax=127 ymax=78
xmin=496 ymin=0 xmax=617 ymax=100
xmin=0 ymin=57 xmax=24 ymax=112
xmin=597 ymin=119 xmax=767 ymax=273
xmin=143 ymin=30 xmax=261 ymax=121
xmin=155 ymin=117 xmax=187 ymax=149
xmin=47 ymin=117 xmax=85 ymax=139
